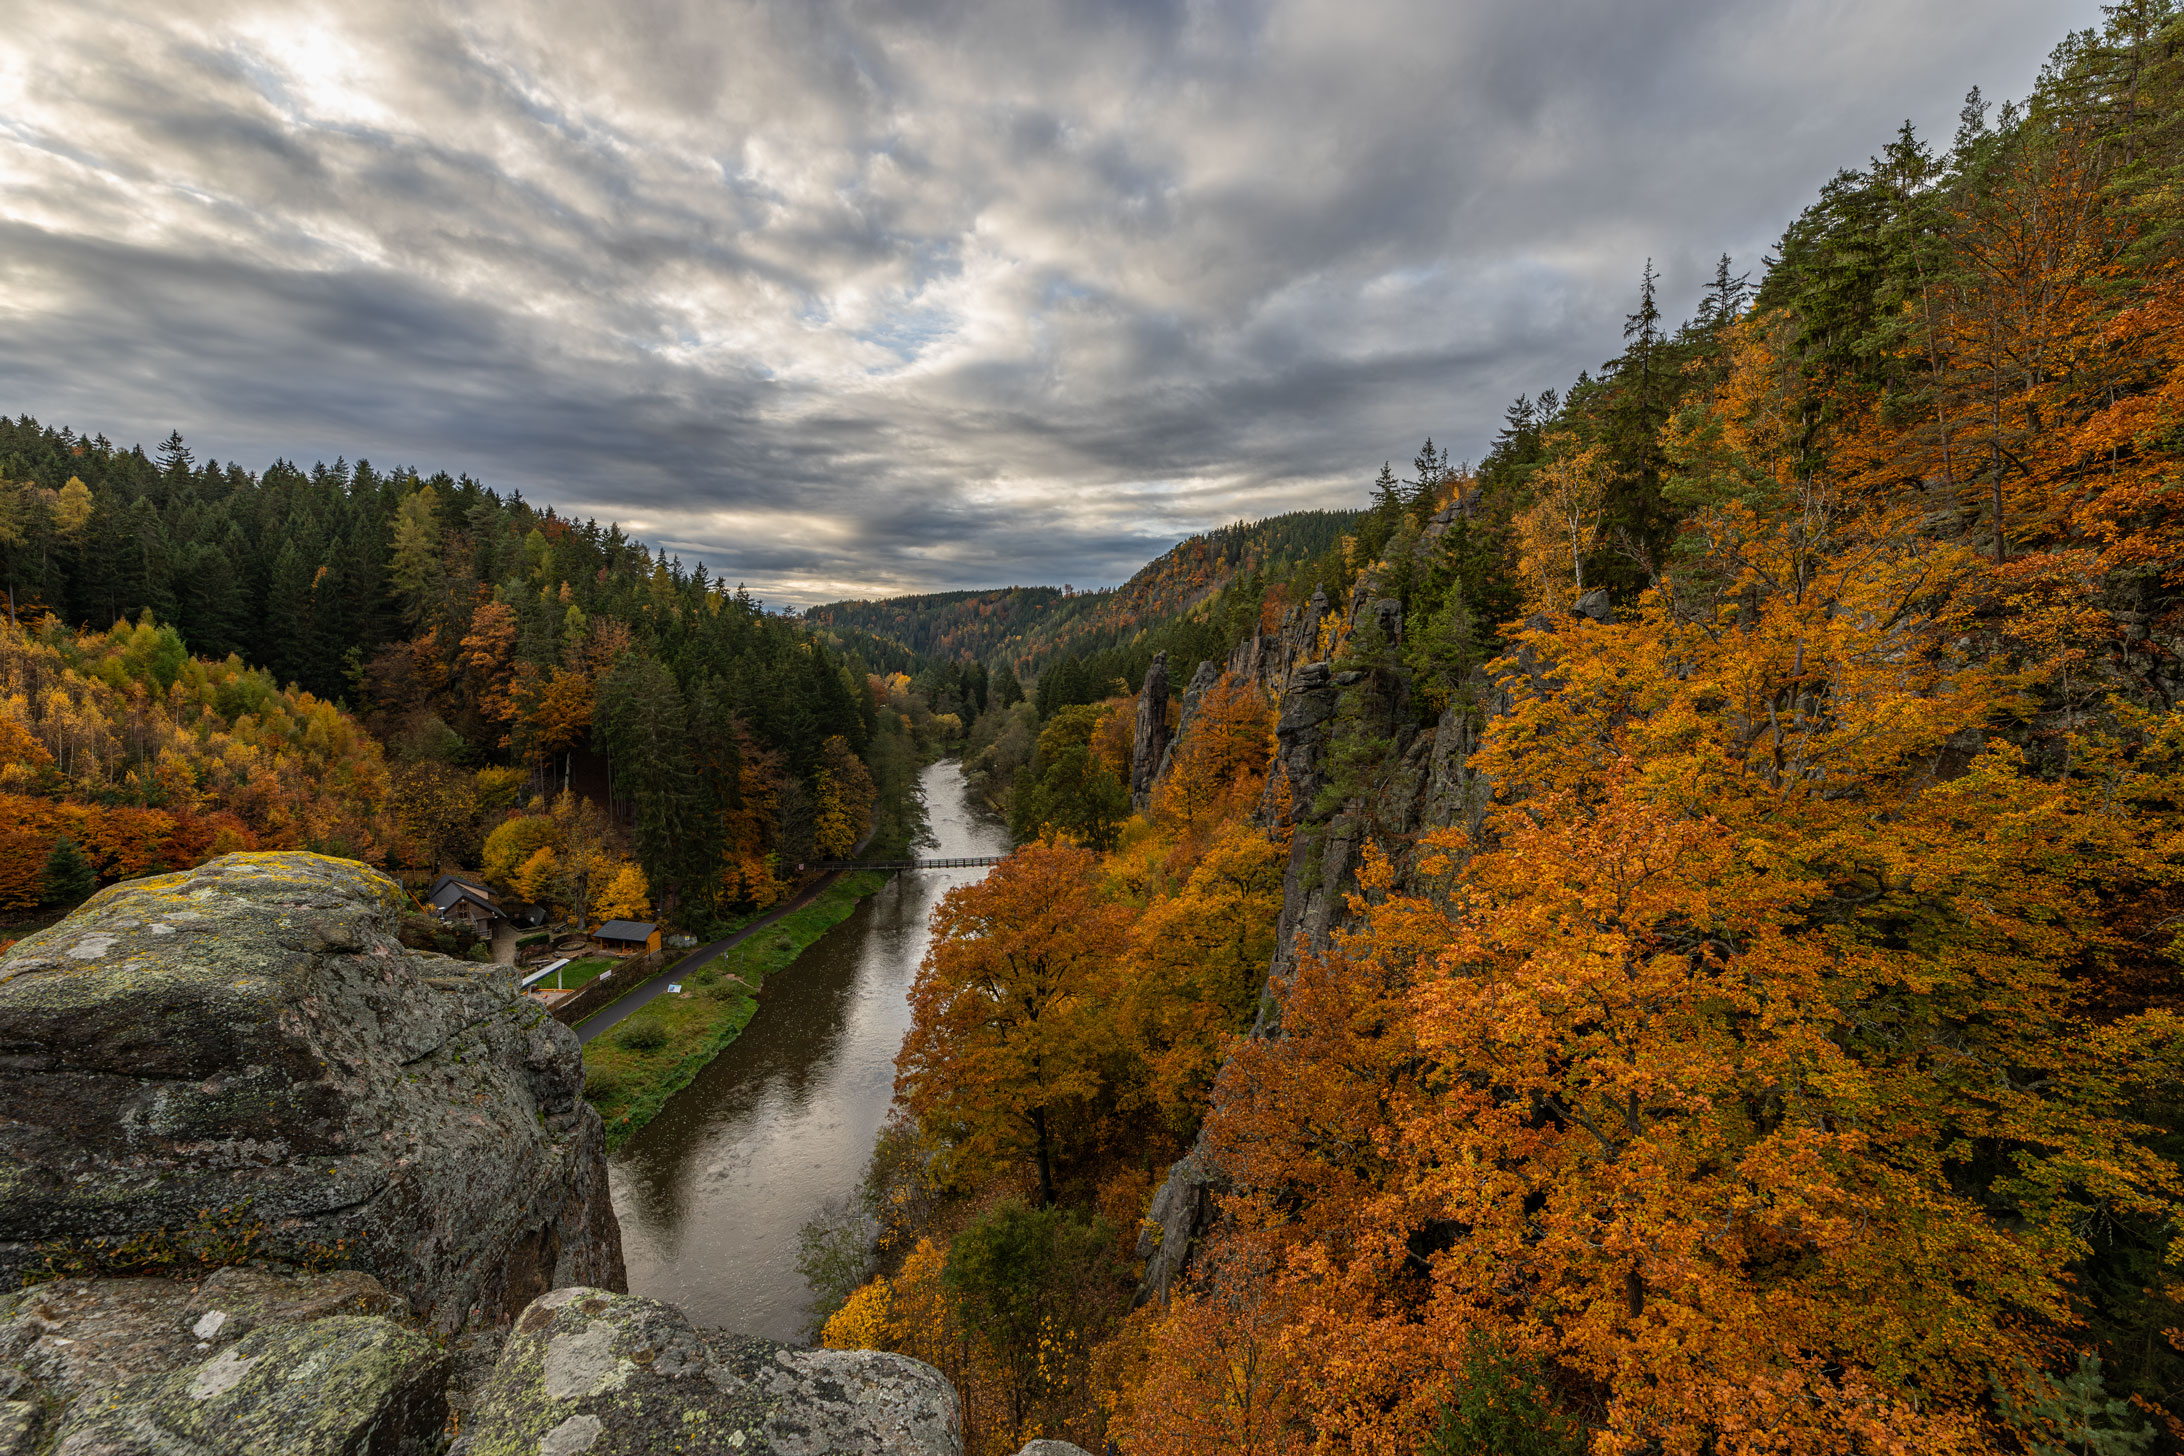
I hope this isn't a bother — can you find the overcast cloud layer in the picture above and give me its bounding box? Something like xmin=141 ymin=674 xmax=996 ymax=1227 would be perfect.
xmin=0 ymin=1 xmax=2098 ymax=604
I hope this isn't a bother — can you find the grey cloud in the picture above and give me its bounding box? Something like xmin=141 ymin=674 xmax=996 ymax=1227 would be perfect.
xmin=0 ymin=0 xmax=2098 ymax=605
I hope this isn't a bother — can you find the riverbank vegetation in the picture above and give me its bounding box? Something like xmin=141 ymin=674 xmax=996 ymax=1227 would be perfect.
xmin=818 ymin=679 xmax=1283 ymax=1452
xmin=821 ymin=10 xmax=2184 ymax=1453
xmin=581 ymin=868 xmax=889 ymax=1149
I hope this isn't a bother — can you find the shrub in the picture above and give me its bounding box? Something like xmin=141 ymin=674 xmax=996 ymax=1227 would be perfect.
xmin=1423 ymin=1337 xmax=1587 ymax=1456
xmin=615 ymin=1019 xmax=667 ymax=1053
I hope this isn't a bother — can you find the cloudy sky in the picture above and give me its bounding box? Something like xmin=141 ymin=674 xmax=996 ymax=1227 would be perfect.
xmin=0 ymin=1 xmax=2096 ymax=605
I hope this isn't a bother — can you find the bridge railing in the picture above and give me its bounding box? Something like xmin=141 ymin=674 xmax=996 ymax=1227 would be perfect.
xmin=813 ymin=855 xmax=1010 ymax=871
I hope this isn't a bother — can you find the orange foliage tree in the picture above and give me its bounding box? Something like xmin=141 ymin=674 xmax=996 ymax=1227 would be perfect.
xmin=1178 ymin=483 xmax=2184 ymax=1454
xmin=0 ymin=617 xmax=397 ymax=908
xmin=1149 ymin=674 xmax=1274 ymax=834
xmin=898 ymin=842 xmax=1130 ymax=1206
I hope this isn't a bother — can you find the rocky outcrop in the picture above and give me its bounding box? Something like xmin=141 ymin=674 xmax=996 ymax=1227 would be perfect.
xmin=1013 ymin=1443 xmax=1095 ymax=1456
xmin=1133 ymin=1142 xmax=1214 ymax=1304
xmin=1128 ymin=651 xmax=1172 ymax=812
xmin=54 ymin=1314 xmax=447 ymax=1456
xmin=0 ymin=1272 xmax=965 ymax=1456
xmin=0 ymin=1267 xmax=445 ymax=1456
xmin=0 ymin=853 xmax=625 ymax=1333
xmin=451 ymin=1287 xmax=961 ymax=1456
xmin=1136 ymin=569 xmax=1563 ymax=1302
xmin=1149 ymin=658 xmax=1219 ymax=786
xmin=0 ymin=852 xmax=974 ymax=1453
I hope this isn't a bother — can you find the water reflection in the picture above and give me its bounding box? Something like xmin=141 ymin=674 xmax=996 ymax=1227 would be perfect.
xmin=607 ymin=761 xmax=1010 ymax=1340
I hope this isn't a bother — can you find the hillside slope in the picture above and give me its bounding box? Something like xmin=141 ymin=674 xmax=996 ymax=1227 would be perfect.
xmin=803 ymin=508 xmax=1361 ymax=676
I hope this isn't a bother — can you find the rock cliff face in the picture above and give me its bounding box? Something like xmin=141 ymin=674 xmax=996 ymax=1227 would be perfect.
xmin=1128 ymin=651 xmax=1172 ymax=812
xmin=0 ymin=853 xmax=623 ymax=1331
xmin=1137 ymin=507 xmax=1503 ymax=1298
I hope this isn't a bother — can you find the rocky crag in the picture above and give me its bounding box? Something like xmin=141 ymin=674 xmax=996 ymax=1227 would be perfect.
xmin=1137 ymin=502 xmax=1507 ymax=1298
xmin=0 ymin=854 xmax=964 ymax=1455
xmin=0 ymin=853 xmax=623 ymax=1330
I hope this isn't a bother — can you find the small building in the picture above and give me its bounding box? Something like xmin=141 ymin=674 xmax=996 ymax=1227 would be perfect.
xmin=501 ymin=899 xmax=550 ymax=930
xmin=592 ymin=919 xmax=662 ymax=954
xmin=425 ymin=873 xmax=503 ymax=935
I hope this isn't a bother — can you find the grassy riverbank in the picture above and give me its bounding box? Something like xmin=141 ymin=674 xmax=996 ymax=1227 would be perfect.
xmin=581 ymin=869 xmax=890 ymax=1151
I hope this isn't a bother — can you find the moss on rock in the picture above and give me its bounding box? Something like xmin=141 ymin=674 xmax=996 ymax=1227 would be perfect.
xmin=53 ymin=1314 xmax=447 ymax=1455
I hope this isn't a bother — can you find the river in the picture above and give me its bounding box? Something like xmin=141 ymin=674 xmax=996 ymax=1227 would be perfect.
xmin=605 ymin=760 xmax=1010 ymax=1341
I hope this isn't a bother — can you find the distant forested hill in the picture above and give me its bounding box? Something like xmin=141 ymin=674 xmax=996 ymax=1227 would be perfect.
xmin=804 ymin=585 xmax=1074 ymax=666
xmin=804 ymin=508 xmax=1363 ymax=677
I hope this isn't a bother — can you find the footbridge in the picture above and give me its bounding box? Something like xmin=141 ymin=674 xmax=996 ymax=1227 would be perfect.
xmin=816 ymin=855 xmax=1008 ymax=871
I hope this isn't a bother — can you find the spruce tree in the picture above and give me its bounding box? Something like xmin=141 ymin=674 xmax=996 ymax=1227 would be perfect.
xmin=1703 ymin=253 xmax=1751 ymax=327
xmin=1357 ymin=462 xmax=1403 ymax=562
xmin=43 ymin=837 xmax=95 ymax=906
xmin=1409 ymin=438 xmax=1449 ymax=519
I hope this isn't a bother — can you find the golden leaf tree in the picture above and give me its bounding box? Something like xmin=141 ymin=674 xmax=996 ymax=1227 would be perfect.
xmin=896 ymin=842 xmax=1129 ymax=1206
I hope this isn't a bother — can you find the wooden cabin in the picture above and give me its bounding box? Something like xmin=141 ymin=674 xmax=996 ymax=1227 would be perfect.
xmin=591 ymin=919 xmax=662 ymax=954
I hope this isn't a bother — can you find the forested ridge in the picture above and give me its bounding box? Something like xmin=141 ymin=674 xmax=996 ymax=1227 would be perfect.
xmin=805 ymin=508 xmax=1361 ymax=680
xmin=816 ymin=9 xmax=2184 ymax=1454
xmin=0 ymin=419 xmax=909 ymax=928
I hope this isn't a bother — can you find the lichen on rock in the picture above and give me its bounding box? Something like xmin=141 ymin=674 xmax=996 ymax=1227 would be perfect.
xmin=0 ymin=852 xmax=625 ymax=1331
xmin=452 ymin=1286 xmax=962 ymax=1456
xmin=52 ymin=1313 xmax=446 ymax=1456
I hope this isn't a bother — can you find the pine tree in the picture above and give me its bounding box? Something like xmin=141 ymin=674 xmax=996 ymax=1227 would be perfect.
xmin=1702 ymin=253 xmax=1751 ymax=327
xmin=1409 ymin=438 xmax=1449 ymax=518
xmin=156 ymin=430 xmax=194 ymax=482
xmin=1358 ymin=462 xmax=1404 ymax=562
xmin=594 ymin=654 xmax=718 ymax=913
xmin=1624 ymin=256 xmax=1663 ymax=353
xmin=1592 ymin=259 xmax=1683 ymax=591
xmin=42 ymin=837 xmax=95 ymax=906
xmin=263 ymin=540 xmax=318 ymax=690
xmin=993 ymin=663 xmax=1025 ymax=710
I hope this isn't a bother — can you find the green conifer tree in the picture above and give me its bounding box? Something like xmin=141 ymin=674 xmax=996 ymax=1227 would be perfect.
xmin=42 ymin=837 xmax=95 ymax=906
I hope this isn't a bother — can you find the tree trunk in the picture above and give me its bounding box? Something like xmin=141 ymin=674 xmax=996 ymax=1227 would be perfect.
xmin=1031 ymin=1105 xmax=1056 ymax=1207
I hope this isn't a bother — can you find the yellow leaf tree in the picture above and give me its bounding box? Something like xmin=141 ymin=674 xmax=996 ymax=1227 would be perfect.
xmin=591 ymin=861 xmax=651 ymax=924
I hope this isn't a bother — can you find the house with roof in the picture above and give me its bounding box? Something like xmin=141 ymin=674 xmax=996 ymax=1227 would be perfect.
xmin=423 ymin=873 xmax=553 ymax=935
xmin=425 ymin=873 xmax=502 ymax=934
xmin=591 ymin=919 xmax=662 ymax=954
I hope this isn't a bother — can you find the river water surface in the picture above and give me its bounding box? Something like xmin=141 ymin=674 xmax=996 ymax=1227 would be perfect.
xmin=606 ymin=760 xmax=1009 ymax=1340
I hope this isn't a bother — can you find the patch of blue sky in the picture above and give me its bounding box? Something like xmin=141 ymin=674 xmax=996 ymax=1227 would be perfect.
xmin=1039 ymin=276 xmax=1100 ymax=309
xmin=857 ymin=305 xmax=957 ymax=369
xmin=712 ymin=156 xmax=786 ymax=209
xmin=898 ymin=237 xmax=964 ymax=293
xmin=1367 ymin=262 xmax=1447 ymax=294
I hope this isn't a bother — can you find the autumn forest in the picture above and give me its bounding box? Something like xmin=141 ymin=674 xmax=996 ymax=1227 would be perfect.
xmin=808 ymin=9 xmax=2184 ymax=1456
xmin=6 ymin=5 xmax=2184 ymax=1455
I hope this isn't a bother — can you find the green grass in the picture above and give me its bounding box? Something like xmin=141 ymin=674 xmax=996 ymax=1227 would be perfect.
xmin=582 ymin=870 xmax=888 ymax=1150
xmin=541 ymin=955 xmax=615 ymax=991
